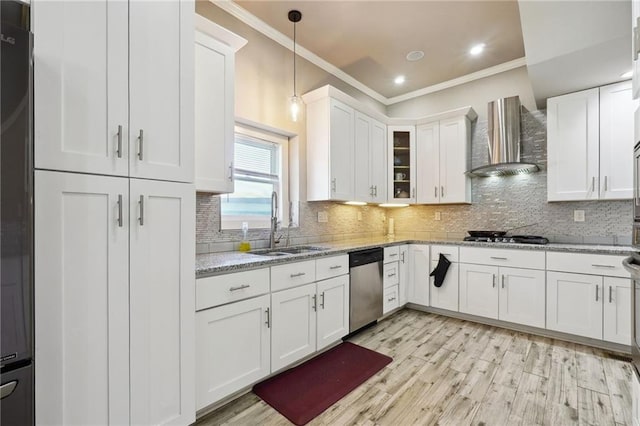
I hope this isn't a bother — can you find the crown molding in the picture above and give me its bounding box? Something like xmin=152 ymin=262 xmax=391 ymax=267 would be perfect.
xmin=211 ymin=1 xmax=527 ymax=107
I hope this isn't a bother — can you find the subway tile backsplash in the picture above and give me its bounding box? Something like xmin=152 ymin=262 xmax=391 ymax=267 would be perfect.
xmin=196 ymin=109 xmax=633 ymax=252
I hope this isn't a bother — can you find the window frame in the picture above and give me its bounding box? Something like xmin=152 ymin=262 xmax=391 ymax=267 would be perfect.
xmin=219 ymin=124 xmax=290 ymax=230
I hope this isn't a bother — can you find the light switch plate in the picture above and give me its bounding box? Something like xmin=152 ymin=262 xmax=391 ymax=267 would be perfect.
xmin=435 ymin=212 xmax=441 ymax=221
xmin=574 ymin=210 xmax=585 ymax=222
xmin=317 ymin=211 xmax=328 ymax=223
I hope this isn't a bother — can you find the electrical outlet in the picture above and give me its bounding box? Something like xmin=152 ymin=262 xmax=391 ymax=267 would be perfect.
xmin=357 ymin=211 xmax=363 ymax=221
xmin=435 ymin=212 xmax=441 ymax=221
xmin=317 ymin=211 xmax=328 ymax=223
xmin=574 ymin=210 xmax=585 ymax=222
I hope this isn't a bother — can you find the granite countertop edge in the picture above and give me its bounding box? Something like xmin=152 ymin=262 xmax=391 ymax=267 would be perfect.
xmin=196 ymin=238 xmax=636 ymax=278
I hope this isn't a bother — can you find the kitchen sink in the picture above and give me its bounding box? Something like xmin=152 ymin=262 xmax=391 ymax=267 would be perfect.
xmin=251 ymin=245 xmax=328 ymax=256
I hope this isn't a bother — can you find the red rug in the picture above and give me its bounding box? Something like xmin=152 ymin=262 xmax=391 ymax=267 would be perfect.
xmin=253 ymin=342 xmax=392 ymax=425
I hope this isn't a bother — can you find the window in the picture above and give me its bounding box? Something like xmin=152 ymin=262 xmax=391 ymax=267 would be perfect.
xmin=220 ymin=125 xmax=289 ymax=230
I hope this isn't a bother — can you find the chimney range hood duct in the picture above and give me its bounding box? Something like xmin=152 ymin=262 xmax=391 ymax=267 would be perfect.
xmin=468 ymin=96 xmax=539 ymax=177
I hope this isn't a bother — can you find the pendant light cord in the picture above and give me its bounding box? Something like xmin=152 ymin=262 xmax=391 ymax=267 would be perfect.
xmin=293 ymin=22 xmax=297 ymax=96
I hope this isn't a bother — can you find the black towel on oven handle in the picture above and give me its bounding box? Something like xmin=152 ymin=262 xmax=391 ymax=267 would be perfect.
xmin=430 ymin=253 xmax=451 ymax=287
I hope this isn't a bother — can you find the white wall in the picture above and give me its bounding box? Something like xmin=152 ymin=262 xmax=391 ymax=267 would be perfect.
xmin=386 ymin=67 xmax=537 ymax=121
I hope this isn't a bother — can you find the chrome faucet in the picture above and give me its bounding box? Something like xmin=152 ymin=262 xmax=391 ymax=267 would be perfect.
xmin=270 ymin=191 xmax=278 ymax=249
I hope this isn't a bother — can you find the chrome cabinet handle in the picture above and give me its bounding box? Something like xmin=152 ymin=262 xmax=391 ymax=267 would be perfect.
xmin=591 ymin=176 xmax=596 ymax=192
xmin=492 ymin=274 xmax=496 ymax=288
xmin=265 ymin=308 xmax=270 ymax=328
xmin=331 ymin=178 xmax=336 ymax=192
xmin=116 ymin=125 xmax=123 ymax=158
xmin=401 ymin=251 xmax=405 ymax=263
xmin=609 ymin=286 xmax=613 ymax=303
xmin=138 ymin=195 xmax=144 ymax=226
xmin=388 ymin=296 xmax=396 ymax=302
xmin=441 ymin=186 xmax=444 ymax=197
xmin=412 ymin=188 xmax=416 ymax=198
xmin=595 ymin=285 xmax=599 ymax=302
xmin=374 ymin=185 xmax=378 ymax=197
xmin=434 ymin=186 xmax=438 ymax=198
xmin=490 ymin=256 xmax=508 ymax=260
xmin=312 ymin=294 xmax=317 ymax=311
xmin=117 ymin=194 xmax=123 ymax=227
xmin=329 ymin=265 xmax=342 ymax=270
xmin=229 ymin=284 xmax=250 ymax=292
xmin=228 ymin=162 xmax=234 ymax=182
xmin=369 ymin=185 xmax=374 ymax=196
xmin=440 ymin=253 xmax=452 ymax=256
xmin=387 ymin=273 xmax=396 ymax=278
xmin=137 ymin=129 xmax=144 ymax=160
xmin=290 ymin=272 xmax=306 ymax=278
xmin=604 ymin=176 xmax=608 ymax=191
xmin=389 ymin=253 xmax=398 ymax=257
xmin=591 ymin=264 xmax=615 ymax=269
xmin=320 ymin=291 xmax=325 ymax=309
xmin=501 ymin=275 xmax=505 ymax=289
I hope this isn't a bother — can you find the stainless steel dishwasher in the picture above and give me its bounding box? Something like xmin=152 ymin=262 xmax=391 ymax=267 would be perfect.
xmin=349 ymin=248 xmax=383 ymax=333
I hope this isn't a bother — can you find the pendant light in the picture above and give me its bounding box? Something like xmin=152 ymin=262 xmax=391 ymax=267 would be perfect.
xmin=288 ymin=10 xmax=302 ymax=122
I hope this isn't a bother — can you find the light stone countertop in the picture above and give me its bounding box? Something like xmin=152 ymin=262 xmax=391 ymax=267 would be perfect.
xmin=195 ymin=237 xmax=636 ymax=278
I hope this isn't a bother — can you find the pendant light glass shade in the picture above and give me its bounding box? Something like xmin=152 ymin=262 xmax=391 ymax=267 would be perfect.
xmin=288 ymin=10 xmax=303 ymax=122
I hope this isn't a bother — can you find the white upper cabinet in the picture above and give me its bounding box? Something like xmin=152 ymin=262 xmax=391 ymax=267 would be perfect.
xmin=599 ymin=81 xmax=636 ymax=199
xmin=354 ymin=112 xmax=387 ymax=203
xmin=388 ymin=126 xmax=417 ymax=203
xmin=194 ymin=17 xmax=246 ymax=194
xmin=129 ymin=0 xmax=194 ymax=183
xmin=34 ymin=0 xmax=194 ymax=183
xmin=547 ymin=82 xmax=636 ymax=201
xmin=306 ymin=97 xmax=355 ymax=201
xmin=33 ymin=1 xmax=129 ymax=177
xmin=416 ymin=115 xmax=471 ymax=204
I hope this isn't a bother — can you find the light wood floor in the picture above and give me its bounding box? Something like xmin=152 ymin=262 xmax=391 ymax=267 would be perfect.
xmin=197 ymin=309 xmax=634 ymax=426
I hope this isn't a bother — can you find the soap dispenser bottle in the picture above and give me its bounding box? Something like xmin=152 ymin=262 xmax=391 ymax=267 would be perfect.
xmin=239 ymin=222 xmax=251 ymax=252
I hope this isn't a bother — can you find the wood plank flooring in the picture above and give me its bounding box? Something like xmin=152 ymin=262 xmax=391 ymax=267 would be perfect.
xmin=197 ymin=309 xmax=634 ymax=426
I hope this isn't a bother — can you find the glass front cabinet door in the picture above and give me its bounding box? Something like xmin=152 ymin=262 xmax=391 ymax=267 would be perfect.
xmin=388 ymin=126 xmax=416 ymax=203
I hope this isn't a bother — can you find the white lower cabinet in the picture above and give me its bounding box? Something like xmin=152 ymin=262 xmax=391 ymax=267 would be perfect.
xmin=547 ymin=271 xmax=603 ymax=339
xmin=383 ymin=285 xmax=400 ymax=313
xmin=603 ymin=277 xmax=631 ymax=345
xmin=408 ymin=245 xmax=430 ymax=306
xmin=398 ymin=245 xmax=409 ymax=305
xmin=317 ymin=275 xmax=350 ymax=350
xmin=429 ymin=260 xmax=459 ymax=312
xmin=35 ymin=171 xmax=195 ymax=425
xmin=196 ymin=295 xmax=270 ymax=410
xmin=460 ymin=264 xmax=545 ymax=327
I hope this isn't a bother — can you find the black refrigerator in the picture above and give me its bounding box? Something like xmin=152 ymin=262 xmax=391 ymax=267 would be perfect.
xmin=0 ymin=1 xmax=34 ymax=425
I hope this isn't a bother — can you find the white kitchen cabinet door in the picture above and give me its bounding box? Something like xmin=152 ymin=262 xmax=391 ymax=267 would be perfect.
xmin=398 ymin=245 xmax=410 ymax=305
xmin=408 ymin=245 xmax=430 ymax=306
xmin=459 ymin=264 xmax=499 ymax=319
xmin=498 ymin=267 xmax=546 ymax=328
xmin=329 ymin=99 xmax=355 ymax=201
xmin=317 ymin=276 xmax=350 ymax=351
xmin=547 ymin=88 xmax=600 ymax=201
xmin=439 ymin=116 xmax=471 ymax=204
xmin=370 ymin=118 xmax=388 ymax=203
xmin=195 ymin=295 xmax=270 ymax=410
xmin=388 ymin=126 xmax=416 ymax=203
xmin=129 ymin=0 xmax=194 ymax=183
xmin=603 ymin=277 xmax=631 ymax=345
xmin=416 ymin=122 xmax=439 ymax=204
xmin=546 ymin=271 xmax=603 ymax=340
xmin=354 ymin=112 xmax=373 ymax=202
xmin=195 ymin=31 xmax=235 ymax=193
xmin=271 ymin=283 xmax=317 ymax=372
xmin=383 ymin=285 xmax=400 ymax=314
xmin=600 ymin=81 xmax=636 ymax=200
xmin=33 ymin=1 xmax=129 ymax=177
xmin=129 ymin=179 xmax=195 ymax=426
xmin=34 ymin=171 xmax=130 ymax=426
xmin=429 ymin=260 xmax=459 ymax=312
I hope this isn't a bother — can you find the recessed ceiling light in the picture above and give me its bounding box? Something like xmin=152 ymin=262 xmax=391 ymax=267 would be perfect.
xmin=406 ymin=50 xmax=425 ymax=62
xmin=469 ymin=43 xmax=486 ymax=56
xmin=621 ymin=70 xmax=633 ymax=78
xmin=394 ymin=75 xmax=406 ymax=85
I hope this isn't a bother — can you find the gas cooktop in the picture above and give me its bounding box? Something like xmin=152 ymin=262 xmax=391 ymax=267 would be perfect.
xmin=463 ymin=235 xmax=549 ymax=245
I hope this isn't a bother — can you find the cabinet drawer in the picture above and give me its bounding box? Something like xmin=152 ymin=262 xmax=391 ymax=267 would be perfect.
xmin=196 ymin=268 xmax=270 ymax=311
xmin=431 ymin=245 xmax=459 ymax=262
xmin=459 ymin=247 xmax=545 ymax=269
xmin=271 ymin=260 xmax=316 ymax=292
xmin=383 ymin=261 xmax=399 ymax=288
xmin=384 ymin=246 xmax=400 ymax=263
xmin=383 ymin=285 xmax=399 ymax=314
xmin=547 ymin=252 xmax=629 ymax=278
xmin=316 ymin=255 xmax=349 ymax=281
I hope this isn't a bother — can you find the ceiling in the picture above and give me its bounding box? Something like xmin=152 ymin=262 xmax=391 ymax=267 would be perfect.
xmin=234 ymin=0 xmax=526 ymax=99
xmin=223 ymin=1 xmax=632 ymax=107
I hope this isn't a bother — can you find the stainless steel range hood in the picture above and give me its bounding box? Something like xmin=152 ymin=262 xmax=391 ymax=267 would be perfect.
xmin=468 ymin=96 xmax=539 ymax=177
